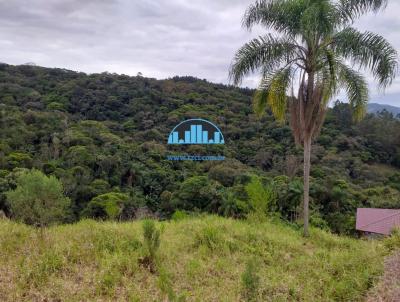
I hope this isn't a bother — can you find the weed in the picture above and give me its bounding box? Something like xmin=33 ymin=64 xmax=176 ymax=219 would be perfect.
xmin=157 ymin=266 xmax=186 ymax=301
xmin=139 ymin=220 xmax=160 ymax=273
xmin=245 ymin=176 xmax=276 ymax=222
xmin=171 ymin=210 xmax=188 ymax=221
xmin=384 ymin=228 xmax=400 ymax=251
xmin=19 ymin=250 xmax=64 ymax=288
xmin=241 ymin=258 xmax=260 ymax=302
xmin=194 ymin=225 xmax=224 ymax=251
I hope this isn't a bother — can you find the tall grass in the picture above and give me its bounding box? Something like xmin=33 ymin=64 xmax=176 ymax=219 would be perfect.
xmin=241 ymin=258 xmax=261 ymax=301
xmin=0 ymin=216 xmax=386 ymax=301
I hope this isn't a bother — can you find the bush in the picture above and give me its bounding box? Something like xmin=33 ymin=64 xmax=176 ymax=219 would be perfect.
xmin=208 ymin=164 xmax=238 ymax=187
xmin=171 ymin=210 xmax=188 ymax=221
xmin=194 ymin=225 xmax=224 ymax=251
xmin=46 ymin=102 xmax=65 ymax=111
xmin=384 ymin=228 xmax=400 ymax=251
xmin=218 ymin=184 xmax=250 ymax=218
xmin=89 ymin=179 xmax=111 ymax=196
xmin=6 ymin=169 xmax=70 ymax=227
xmin=245 ymin=176 xmax=276 ymax=220
xmin=6 ymin=152 xmax=32 ymax=169
xmin=157 ymin=266 xmax=186 ymax=302
xmin=82 ymin=192 xmax=129 ymax=220
xmin=140 ymin=220 xmax=160 ymax=273
xmin=241 ymin=258 xmax=260 ymax=302
xmin=272 ymin=176 xmax=302 ymax=220
xmin=310 ymin=211 xmax=330 ymax=231
xmin=172 ymin=176 xmax=224 ymax=212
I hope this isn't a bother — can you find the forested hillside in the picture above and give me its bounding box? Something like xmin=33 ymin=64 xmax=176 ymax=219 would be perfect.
xmin=1 ymin=63 xmax=400 ymax=235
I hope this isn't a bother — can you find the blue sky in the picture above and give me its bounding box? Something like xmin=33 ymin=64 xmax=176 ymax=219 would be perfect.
xmin=0 ymin=0 xmax=399 ymax=106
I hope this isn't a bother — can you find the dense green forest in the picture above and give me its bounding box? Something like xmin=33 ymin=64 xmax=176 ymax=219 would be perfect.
xmin=1 ymin=63 xmax=400 ymax=235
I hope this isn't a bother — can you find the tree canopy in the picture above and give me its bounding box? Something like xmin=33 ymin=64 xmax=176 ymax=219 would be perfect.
xmin=0 ymin=63 xmax=400 ymax=234
xmin=6 ymin=169 xmax=70 ymax=227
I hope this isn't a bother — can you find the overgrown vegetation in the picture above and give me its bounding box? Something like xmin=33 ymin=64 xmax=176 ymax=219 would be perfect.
xmin=245 ymin=176 xmax=276 ymax=221
xmin=140 ymin=220 xmax=160 ymax=273
xmin=384 ymin=228 xmax=400 ymax=251
xmin=5 ymin=169 xmax=70 ymax=227
xmin=241 ymin=258 xmax=261 ymax=302
xmin=0 ymin=216 xmax=387 ymax=301
xmin=1 ymin=64 xmax=400 ymax=235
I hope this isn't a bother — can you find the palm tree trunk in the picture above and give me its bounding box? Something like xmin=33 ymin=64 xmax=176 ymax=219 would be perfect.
xmin=303 ymin=136 xmax=311 ymax=237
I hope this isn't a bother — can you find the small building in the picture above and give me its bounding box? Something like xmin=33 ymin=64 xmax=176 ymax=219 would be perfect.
xmin=356 ymin=208 xmax=400 ymax=236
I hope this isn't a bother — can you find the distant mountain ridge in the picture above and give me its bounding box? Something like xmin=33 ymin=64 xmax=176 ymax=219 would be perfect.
xmin=368 ymin=103 xmax=400 ymax=116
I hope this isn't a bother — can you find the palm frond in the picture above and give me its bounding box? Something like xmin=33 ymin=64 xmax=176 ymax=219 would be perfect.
xmin=319 ymin=49 xmax=339 ymax=104
xmin=253 ymin=66 xmax=293 ymax=121
xmin=333 ymin=27 xmax=398 ymax=88
xmin=338 ymin=63 xmax=369 ymax=121
xmin=229 ymin=34 xmax=300 ymax=85
xmin=300 ymin=0 xmax=341 ymax=39
xmin=338 ymin=0 xmax=388 ymax=22
xmin=243 ymin=0 xmax=305 ymax=35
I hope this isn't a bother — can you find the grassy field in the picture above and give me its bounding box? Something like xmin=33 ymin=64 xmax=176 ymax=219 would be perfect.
xmin=0 ymin=216 xmax=387 ymax=301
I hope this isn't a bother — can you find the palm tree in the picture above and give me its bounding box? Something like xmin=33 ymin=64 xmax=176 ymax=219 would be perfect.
xmin=230 ymin=0 xmax=397 ymax=236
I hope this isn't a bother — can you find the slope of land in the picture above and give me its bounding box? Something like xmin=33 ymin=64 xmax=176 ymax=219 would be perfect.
xmin=0 ymin=216 xmax=386 ymax=301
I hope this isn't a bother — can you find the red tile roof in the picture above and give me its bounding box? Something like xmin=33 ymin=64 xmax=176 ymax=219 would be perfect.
xmin=356 ymin=208 xmax=400 ymax=235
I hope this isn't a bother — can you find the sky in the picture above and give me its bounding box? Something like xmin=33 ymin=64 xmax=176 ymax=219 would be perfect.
xmin=0 ymin=0 xmax=399 ymax=106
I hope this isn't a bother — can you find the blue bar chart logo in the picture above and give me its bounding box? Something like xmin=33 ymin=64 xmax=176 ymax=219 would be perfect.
xmin=168 ymin=119 xmax=224 ymax=145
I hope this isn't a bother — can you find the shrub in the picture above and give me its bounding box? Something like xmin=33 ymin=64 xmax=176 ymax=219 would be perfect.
xmin=194 ymin=225 xmax=224 ymax=251
xmin=157 ymin=266 xmax=186 ymax=301
xmin=46 ymin=102 xmax=65 ymax=111
xmin=208 ymin=164 xmax=238 ymax=187
xmin=171 ymin=210 xmax=188 ymax=221
xmin=219 ymin=185 xmax=249 ymax=218
xmin=82 ymin=192 xmax=129 ymax=220
xmin=172 ymin=176 xmax=224 ymax=212
xmin=89 ymin=179 xmax=111 ymax=196
xmin=310 ymin=211 xmax=330 ymax=231
xmin=272 ymin=176 xmax=302 ymax=220
xmin=140 ymin=220 xmax=160 ymax=273
xmin=6 ymin=169 xmax=70 ymax=227
xmin=241 ymin=258 xmax=260 ymax=302
xmin=245 ymin=176 xmax=276 ymax=220
xmin=6 ymin=152 xmax=32 ymax=169
xmin=384 ymin=228 xmax=400 ymax=251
